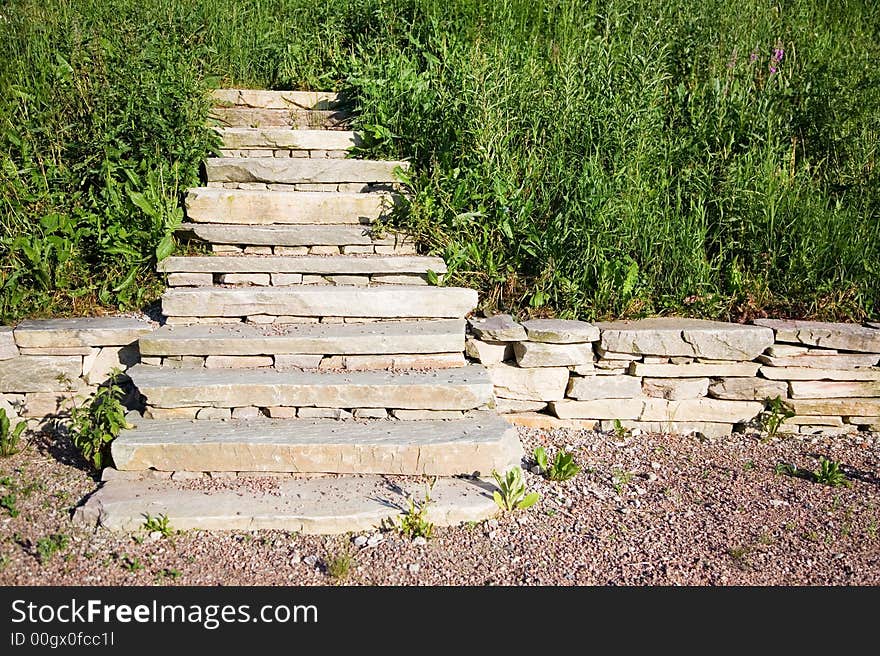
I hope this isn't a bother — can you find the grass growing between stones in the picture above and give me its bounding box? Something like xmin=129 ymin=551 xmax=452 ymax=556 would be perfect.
xmin=2 ymin=0 xmax=878 ymax=322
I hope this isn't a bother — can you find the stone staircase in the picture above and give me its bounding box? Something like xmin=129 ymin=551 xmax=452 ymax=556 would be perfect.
xmin=75 ymin=89 xmax=521 ymax=533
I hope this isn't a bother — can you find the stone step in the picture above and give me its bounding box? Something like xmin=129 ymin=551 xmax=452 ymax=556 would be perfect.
xmin=209 ymin=107 xmax=348 ymax=129
xmin=184 ymin=188 xmax=396 ymax=225
xmin=111 ymin=413 xmax=521 ymax=475
xmin=159 ymin=255 xmax=446 ymax=277
xmin=73 ymin=475 xmax=497 ymax=533
xmin=205 ymin=157 xmax=407 ymax=184
xmin=127 ymin=363 xmax=494 ymax=410
xmin=160 ymin=286 xmax=477 ymax=320
xmin=215 ymin=128 xmax=359 ymax=151
xmin=139 ymin=320 xmax=464 ymax=357
xmin=212 ymin=89 xmax=341 ymax=110
xmin=178 ymin=223 xmax=408 ymax=247
xmin=186 ymin=187 xmax=400 ymax=225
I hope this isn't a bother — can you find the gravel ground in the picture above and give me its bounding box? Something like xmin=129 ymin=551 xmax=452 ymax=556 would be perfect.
xmin=0 ymin=425 xmax=877 ymax=586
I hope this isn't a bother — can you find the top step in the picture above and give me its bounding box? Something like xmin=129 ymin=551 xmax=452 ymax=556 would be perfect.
xmin=212 ymin=89 xmax=341 ymax=110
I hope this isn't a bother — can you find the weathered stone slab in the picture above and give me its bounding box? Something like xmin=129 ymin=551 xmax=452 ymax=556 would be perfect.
xmin=18 ymin=347 xmax=92 ymax=355
xmin=167 ymin=273 xmax=214 ymax=287
xmin=209 ymin=107 xmax=348 ymax=129
xmin=757 ymin=353 xmax=880 ymax=368
xmin=788 ymin=380 xmax=880 ymax=399
xmin=185 ymin=224 xmax=388 ymax=246
xmin=212 ymin=89 xmax=340 ymax=110
xmin=640 ymin=398 xmax=763 ymax=423
xmin=566 ymin=375 xmax=643 ymax=400
xmin=753 ymin=319 xmax=880 ymax=353
xmin=468 ymin=315 xmax=527 ymax=342
xmin=73 ymin=475 xmax=498 ymax=533
xmin=216 ymin=128 xmax=357 ymax=151
xmin=504 ymin=412 xmax=598 ymax=431
xmin=798 ymin=425 xmax=857 ymax=436
xmin=601 ymin=420 xmax=733 ymax=439
xmin=161 ymin=287 xmax=477 ymax=319
xmin=485 ymin=364 xmax=569 ymax=401
xmin=112 ymin=418 xmax=522 ymax=476
xmin=196 ymin=407 xmax=232 ymax=420
xmin=595 ymin=349 xmax=641 ymax=360
xmin=128 ymin=364 xmax=494 ymax=410
xmin=781 ymin=415 xmax=844 ymax=427
xmin=760 ymin=366 xmax=880 ymax=381
xmin=765 ymin=344 xmax=809 ymax=357
xmin=205 ymin=355 xmax=274 ymax=369
xmin=629 ymin=362 xmax=760 ymax=377
xmin=787 ymin=398 xmax=880 ymax=416
xmin=0 ymin=356 xmax=83 ymax=392
xmin=0 ymin=396 xmax=23 ymax=428
xmin=22 ymin=391 xmax=92 ymax=418
xmin=14 ymin=317 xmax=153 ymax=348
xmin=219 ymin=273 xmax=271 ymax=286
xmin=140 ymin=320 xmax=465 ymax=356
xmin=0 ymin=327 xmax=18 ymax=360
xmin=549 ymin=399 xmax=644 ymax=420
xmin=598 ymin=318 xmax=773 ymax=360
xmin=143 ymin=407 xmax=201 ymax=420
xmin=494 ymin=398 xmax=547 ymax=414
xmin=513 ymin=341 xmax=594 ymax=367
xmin=82 ymin=345 xmax=140 ymax=385
xmin=465 ymin=338 xmax=512 ymax=364
xmin=205 ymin=157 xmax=407 ymax=184
xmin=296 ymin=407 xmax=350 ymax=419
xmin=162 ymin=255 xmax=444 ymax=276
xmin=184 ymin=188 xmax=393 ymax=225
xmin=521 ymin=319 xmax=599 ymax=344
xmin=274 ymin=355 xmax=323 ymax=369
xmin=391 ymin=410 xmax=466 ymax=420
xmin=707 ymin=378 xmax=788 ymax=401
xmin=642 ymin=377 xmax=709 ymax=400
xmin=846 ymin=416 xmax=880 ymax=428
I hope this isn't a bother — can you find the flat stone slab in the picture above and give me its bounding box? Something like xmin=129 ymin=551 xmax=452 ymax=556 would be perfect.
xmin=14 ymin=317 xmax=154 ymax=348
xmin=209 ymin=107 xmax=348 ymax=129
xmin=73 ymin=475 xmax=498 ymax=533
xmin=128 ymin=364 xmax=494 ymax=410
xmin=598 ymin=318 xmax=773 ymax=360
xmin=566 ymin=375 xmax=643 ymax=400
xmin=140 ymin=320 xmax=464 ymax=356
xmin=707 ymin=378 xmax=788 ymax=401
xmin=757 ymin=353 xmax=879 ymax=368
xmin=0 ymin=356 xmax=84 ymax=392
xmin=183 ymin=223 xmax=398 ymax=246
xmin=184 ymin=188 xmax=394 ymax=224
xmin=629 ymin=362 xmax=760 ymax=377
xmin=215 ymin=128 xmax=358 ymax=151
xmin=212 ymin=89 xmax=340 ymax=110
xmin=642 ymin=377 xmax=709 ymax=400
xmin=0 ymin=327 xmax=18 ymax=360
xmin=788 ymin=380 xmax=880 ymax=399
xmin=485 ymin=364 xmax=569 ymax=402
xmin=549 ymin=398 xmax=762 ymax=422
xmin=788 ymin=398 xmax=880 ymax=416
xmin=205 ymin=158 xmax=407 ymax=184
xmin=161 ymin=286 xmax=477 ymax=319
xmin=468 ymin=315 xmax=526 ymax=342
xmin=521 ymin=319 xmax=599 ymax=344
xmin=111 ymin=413 xmax=521 ymax=475
xmin=513 ymin=341 xmax=594 ymax=367
xmin=159 ymin=255 xmax=446 ymax=275
xmin=759 ymin=366 xmax=880 ymax=381
xmin=753 ymin=319 xmax=880 ymax=353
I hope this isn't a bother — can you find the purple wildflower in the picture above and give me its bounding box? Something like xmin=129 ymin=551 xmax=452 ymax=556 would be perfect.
xmin=750 ymin=52 xmax=758 ymax=62
xmin=769 ymin=66 xmax=777 ymax=74
xmin=774 ymin=48 xmax=784 ymax=62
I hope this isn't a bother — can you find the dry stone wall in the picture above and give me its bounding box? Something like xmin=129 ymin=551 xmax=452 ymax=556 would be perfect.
xmin=0 ymin=318 xmax=155 ymax=429
xmin=466 ymin=315 xmax=880 ymax=438
xmin=2 ymin=314 xmax=879 ymax=438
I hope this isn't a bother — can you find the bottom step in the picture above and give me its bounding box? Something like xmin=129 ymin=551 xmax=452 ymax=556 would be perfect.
xmin=73 ymin=476 xmax=498 ymax=534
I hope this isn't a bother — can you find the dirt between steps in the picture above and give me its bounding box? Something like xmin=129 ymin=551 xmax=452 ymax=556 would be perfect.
xmin=0 ymin=426 xmax=877 ymax=586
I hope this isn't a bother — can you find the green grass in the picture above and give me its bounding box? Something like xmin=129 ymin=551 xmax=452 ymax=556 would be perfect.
xmin=2 ymin=0 xmax=878 ymax=322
